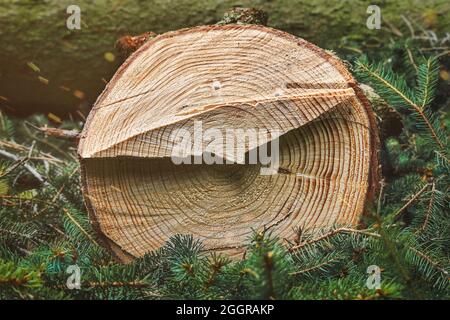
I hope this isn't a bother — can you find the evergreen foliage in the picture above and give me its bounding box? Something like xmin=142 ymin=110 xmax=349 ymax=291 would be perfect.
xmin=0 ymin=33 xmax=449 ymax=300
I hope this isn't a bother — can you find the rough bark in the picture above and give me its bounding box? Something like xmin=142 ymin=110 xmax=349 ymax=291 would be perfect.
xmin=0 ymin=0 xmax=448 ymax=116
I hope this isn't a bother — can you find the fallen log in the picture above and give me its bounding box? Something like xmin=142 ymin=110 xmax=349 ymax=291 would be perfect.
xmin=78 ymin=25 xmax=380 ymax=262
xmin=0 ymin=0 xmax=448 ymax=116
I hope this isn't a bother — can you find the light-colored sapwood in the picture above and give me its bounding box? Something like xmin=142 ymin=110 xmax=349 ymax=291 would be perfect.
xmin=78 ymin=25 xmax=379 ymax=262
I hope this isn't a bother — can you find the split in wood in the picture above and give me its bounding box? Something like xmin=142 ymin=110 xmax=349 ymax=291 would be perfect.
xmin=79 ymin=25 xmax=380 ymax=262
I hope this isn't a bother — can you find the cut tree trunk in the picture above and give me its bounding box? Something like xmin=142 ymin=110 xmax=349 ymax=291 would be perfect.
xmin=78 ymin=25 xmax=380 ymax=262
xmin=1 ymin=0 xmax=448 ymax=116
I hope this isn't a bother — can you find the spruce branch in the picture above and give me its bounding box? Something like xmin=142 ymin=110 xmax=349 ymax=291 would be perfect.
xmin=85 ymin=280 xmax=152 ymax=288
xmin=0 ymin=260 xmax=43 ymax=289
xmin=391 ymin=182 xmax=430 ymax=220
xmin=0 ymin=148 xmax=45 ymax=183
xmin=408 ymin=246 xmax=449 ymax=279
xmin=416 ymin=57 xmax=439 ymax=109
xmin=420 ymin=183 xmax=436 ymax=232
xmin=289 ymin=227 xmax=381 ymax=252
xmin=435 ymin=150 xmax=450 ymax=169
xmin=62 ymin=208 xmax=99 ymax=247
xmin=289 ymin=257 xmax=338 ymax=276
xmin=355 ymin=56 xmax=446 ymax=151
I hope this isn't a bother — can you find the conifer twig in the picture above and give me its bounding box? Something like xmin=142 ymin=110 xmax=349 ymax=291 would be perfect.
xmin=289 ymin=226 xmax=449 ymax=282
xmin=392 ymin=183 xmax=429 ymax=219
xmin=376 ymin=179 xmax=386 ymax=216
xmin=289 ymin=258 xmax=338 ymax=275
xmin=38 ymin=126 xmax=80 ymax=141
xmin=0 ymin=227 xmax=44 ymax=245
xmin=0 ymin=148 xmax=45 ymax=183
xmin=420 ymin=183 xmax=435 ymax=232
xmin=62 ymin=208 xmax=99 ymax=247
xmin=0 ymin=157 xmax=27 ymax=178
xmin=86 ymin=280 xmax=152 ymax=288
xmin=409 ymin=247 xmax=449 ymax=277
xmin=419 ymin=59 xmax=434 ymax=109
xmin=289 ymin=227 xmax=380 ymax=252
xmin=356 ymin=60 xmax=445 ymax=150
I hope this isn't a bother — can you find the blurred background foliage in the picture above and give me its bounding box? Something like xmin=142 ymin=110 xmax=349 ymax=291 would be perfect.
xmin=0 ymin=0 xmax=449 ymax=117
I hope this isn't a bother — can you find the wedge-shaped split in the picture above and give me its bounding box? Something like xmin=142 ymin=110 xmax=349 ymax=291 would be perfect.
xmin=78 ymin=25 xmax=380 ymax=262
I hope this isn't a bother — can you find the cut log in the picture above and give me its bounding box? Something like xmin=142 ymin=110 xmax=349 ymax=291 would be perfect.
xmin=78 ymin=25 xmax=380 ymax=262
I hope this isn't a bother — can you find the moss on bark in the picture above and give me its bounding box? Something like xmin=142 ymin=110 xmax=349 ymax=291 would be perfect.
xmin=0 ymin=0 xmax=448 ymax=116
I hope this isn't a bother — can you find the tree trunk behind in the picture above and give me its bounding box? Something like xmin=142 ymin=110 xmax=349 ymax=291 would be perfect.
xmin=0 ymin=0 xmax=448 ymax=116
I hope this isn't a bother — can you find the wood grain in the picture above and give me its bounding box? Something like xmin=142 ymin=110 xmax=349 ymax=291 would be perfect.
xmin=78 ymin=25 xmax=380 ymax=262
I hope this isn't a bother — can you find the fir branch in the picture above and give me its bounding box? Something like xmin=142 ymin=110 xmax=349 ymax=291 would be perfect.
xmin=391 ymin=182 xmax=429 ymax=220
xmin=203 ymin=253 xmax=228 ymax=291
xmin=0 ymin=226 xmax=43 ymax=245
xmin=0 ymin=260 xmax=43 ymax=289
xmin=420 ymin=183 xmax=436 ymax=232
xmin=416 ymin=57 xmax=439 ymax=109
xmin=85 ymin=280 xmax=152 ymax=288
xmin=289 ymin=257 xmax=338 ymax=276
xmin=289 ymin=227 xmax=381 ymax=252
xmin=62 ymin=208 xmax=99 ymax=247
xmin=435 ymin=150 xmax=450 ymax=169
xmin=0 ymin=157 xmax=28 ymax=178
xmin=355 ymin=57 xmax=445 ymax=150
xmin=408 ymin=246 xmax=449 ymax=279
xmin=376 ymin=179 xmax=386 ymax=216
xmin=0 ymin=148 xmax=45 ymax=183
xmin=51 ymin=166 xmax=78 ymax=203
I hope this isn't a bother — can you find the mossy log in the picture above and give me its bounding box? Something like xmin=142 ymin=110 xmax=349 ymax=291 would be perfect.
xmin=0 ymin=0 xmax=448 ymax=116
